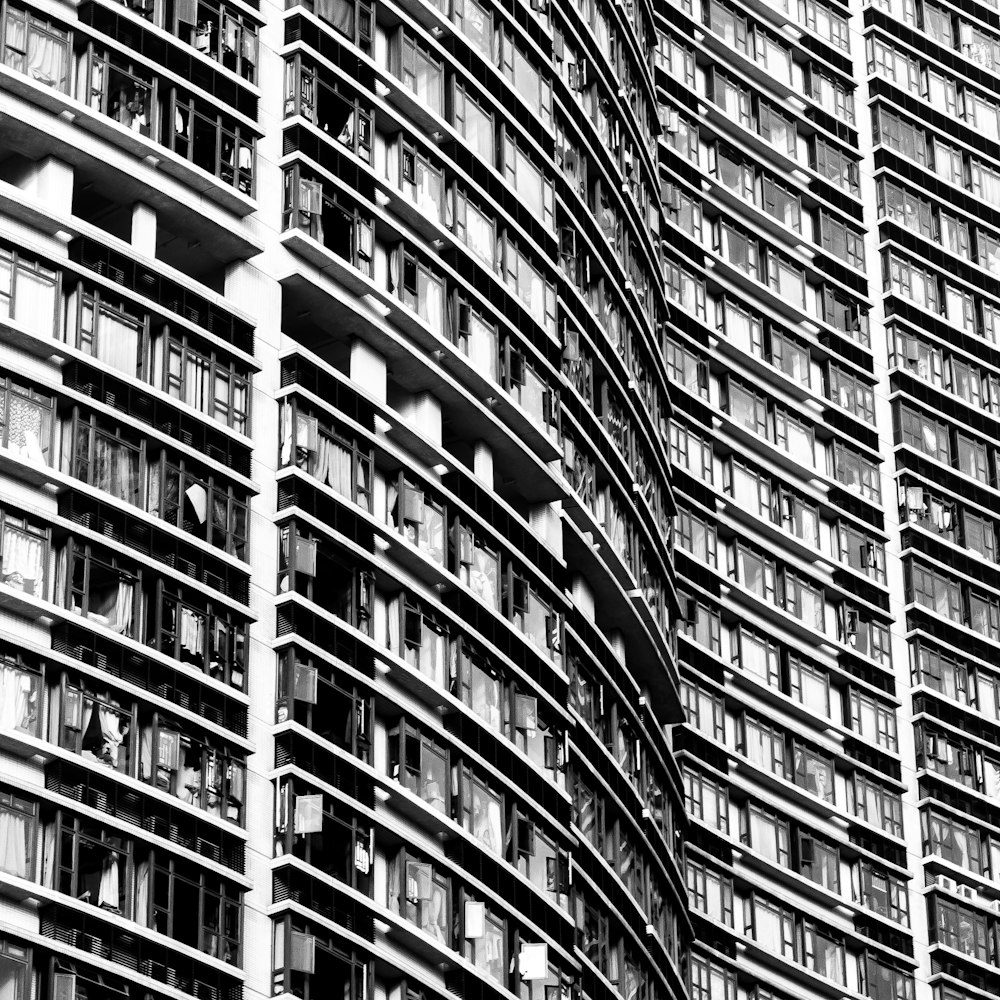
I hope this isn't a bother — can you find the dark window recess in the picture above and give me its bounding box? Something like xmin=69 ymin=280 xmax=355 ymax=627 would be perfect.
xmin=68 ymin=238 xmax=255 ymax=354
xmin=58 ymin=491 xmax=249 ymax=605
xmin=51 ymin=621 xmax=248 ymax=739
xmin=63 ymin=364 xmax=251 ymax=479
xmin=75 ymin=2 xmax=257 ymax=118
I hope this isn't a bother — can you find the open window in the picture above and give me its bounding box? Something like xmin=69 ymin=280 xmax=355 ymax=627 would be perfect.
xmin=389 ymin=722 xmax=449 ymax=814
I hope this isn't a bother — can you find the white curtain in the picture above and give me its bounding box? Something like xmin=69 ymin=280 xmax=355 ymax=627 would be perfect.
xmin=135 ymin=861 xmax=150 ymax=926
xmin=98 ymin=852 xmax=120 ymax=908
xmin=0 ymin=808 xmax=28 ymax=877
xmin=95 ymin=311 xmax=140 ymax=376
xmin=180 ymin=606 xmax=205 ymax=656
xmin=7 ymin=395 xmax=46 ymax=463
xmin=140 ymin=726 xmax=153 ymax=781
xmin=0 ymin=664 xmax=30 ymax=732
xmin=386 ymin=596 xmax=400 ymax=652
xmin=12 ymin=268 xmax=56 ymax=338
xmin=112 ymin=580 xmax=134 ymax=635
xmin=98 ymin=706 xmax=126 ymax=769
xmin=1 ymin=526 xmax=44 ymax=595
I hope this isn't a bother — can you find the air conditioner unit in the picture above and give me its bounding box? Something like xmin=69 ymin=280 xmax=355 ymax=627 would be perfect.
xmin=935 ymin=875 xmax=957 ymax=892
xmin=959 ymin=884 xmax=977 ymax=900
xmin=991 ymin=899 xmax=1000 ymax=914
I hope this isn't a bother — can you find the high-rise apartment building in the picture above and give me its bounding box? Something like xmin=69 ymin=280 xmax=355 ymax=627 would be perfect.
xmin=659 ymin=0 xmax=1000 ymax=994
xmin=0 ymin=12 xmax=688 ymax=1000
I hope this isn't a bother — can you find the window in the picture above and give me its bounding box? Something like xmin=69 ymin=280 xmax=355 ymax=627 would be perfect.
xmin=829 ymin=365 xmax=875 ymax=423
xmin=395 ymin=248 xmax=445 ymax=336
xmin=855 ymin=775 xmax=903 ymax=836
xmin=0 ymin=247 xmax=58 ymax=338
xmin=676 ymin=508 xmax=718 ymax=567
xmin=772 ymin=329 xmax=811 ymax=387
xmin=859 ymin=864 xmax=908 ymax=925
xmin=146 ymin=858 xmax=242 ymax=962
xmin=814 ymin=139 xmax=859 ymax=195
xmin=685 ymin=766 xmax=729 ymax=834
xmin=683 ymin=680 xmax=725 ymax=740
xmin=60 ymin=679 xmax=134 ymax=774
xmin=507 ymin=571 xmax=562 ymax=663
xmin=899 ymin=405 xmax=949 ymax=461
xmin=499 ymin=33 xmax=551 ymax=124
xmin=875 ymin=108 xmax=926 ymax=164
xmin=801 ymin=834 xmax=839 ymax=892
xmin=453 ymin=190 xmax=496 ymax=269
xmin=793 ymin=744 xmax=834 ymax=802
xmin=850 ymin=691 xmax=898 ymax=751
xmin=767 ymin=253 xmax=805 ymax=308
xmin=161 ymin=333 xmax=250 ymax=434
xmin=821 ymin=215 xmax=864 ymax=268
xmin=833 ymin=443 xmax=881 ymax=502
xmin=279 ymin=402 xmax=373 ymax=512
xmin=0 ymin=938 xmax=30 ymax=1000
xmin=188 ymin=0 xmax=258 ymax=81
xmin=502 ymin=240 xmax=557 ymax=335
xmin=746 ymin=895 xmax=795 ymax=957
xmin=502 ymin=136 xmax=554 ymax=230
xmin=782 ymin=573 xmax=824 ymax=630
xmin=742 ymin=804 xmax=789 ymax=865
xmin=451 ymin=82 xmax=494 ymax=164
xmin=458 ymin=768 xmax=503 ymax=855
xmin=689 ymin=954 xmax=735 ymax=1000
xmin=803 ymin=923 xmax=845 ymax=983
xmin=878 ymin=179 xmax=932 ymax=236
xmin=393 ymin=852 xmax=450 ymax=944
xmin=683 ymin=597 xmax=721 ymax=654
xmin=167 ymin=89 xmax=255 ymax=195
xmin=57 ymin=541 xmax=137 ymax=637
xmin=393 ymin=596 xmax=449 ymax=687
xmin=275 ymin=651 xmax=370 ymax=763
xmin=915 ymin=644 xmax=968 ymax=703
xmin=773 ymin=409 xmax=814 ymax=466
xmin=743 ymin=716 xmax=786 ymax=776
xmin=1 ymin=6 xmax=69 ymax=90
xmin=956 ymin=432 xmax=989 ymax=482
xmin=0 ymin=509 xmax=46 ymax=598
xmin=51 ymin=816 xmax=129 ymax=915
xmin=0 ymin=655 xmax=39 ymax=737
xmin=687 ymin=861 xmax=734 ymax=925
xmin=923 ymin=809 xmax=982 ymax=872
xmin=726 ymin=380 xmax=767 ymax=435
xmin=735 ymin=627 xmax=780 ymax=687
xmin=789 ymin=659 xmax=830 ymax=716
xmin=462 ymin=897 xmax=505 ymax=984
xmin=395 ymin=32 xmax=444 ymax=114
xmin=0 ymin=789 xmax=35 ymax=879
xmin=729 ymin=461 xmax=770 ymax=519
xmin=453 ymin=0 xmax=492 ymax=56
xmin=389 ymin=721 xmax=449 ymax=813
xmin=453 ymin=298 xmax=498 ymax=381
xmin=148 ymin=453 xmax=249 ymax=559
xmin=865 ymin=956 xmax=913 ymax=1000
xmin=762 ymin=176 xmax=801 ymax=231
xmin=934 ymin=899 xmax=989 ymax=961
xmin=0 ymin=378 xmax=51 ymax=465
xmin=733 ymin=546 xmax=776 ymax=603
xmin=454 ymin=643 xmax=502 ymax=732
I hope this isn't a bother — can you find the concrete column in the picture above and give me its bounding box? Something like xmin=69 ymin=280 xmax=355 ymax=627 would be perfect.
xmin=27 ymin=156 xmax=73 ymax=217
xmin=399 ymin=390 xmax=441 ymax=447
xmin=131 ymin=202 xmax=157 ymax=257
xmin=572 ymin=573 xmax=596 ymax=624
xmin=351 ymin=338 xmax=387 ymax=403
xmin=473 ymin=441 xmax=494 ymax=490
